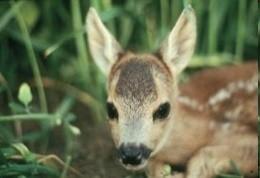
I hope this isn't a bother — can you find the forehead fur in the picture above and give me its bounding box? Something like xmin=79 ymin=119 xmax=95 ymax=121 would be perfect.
xmin=110 ymin=53 xmax=172 ymax=105
xmin=116 ymin=58 xmax=156 ymax=103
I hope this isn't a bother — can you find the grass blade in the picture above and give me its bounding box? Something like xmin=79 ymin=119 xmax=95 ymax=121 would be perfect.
xmin=71 ymin=0 xmax=90 ymax=86
xmin=235 ymin=0 xmax=246 ymax=60
xmin=0 ymin=1 xmax=24 ymax=32
xmin=13 ymin=1 xmax=48 ymax=113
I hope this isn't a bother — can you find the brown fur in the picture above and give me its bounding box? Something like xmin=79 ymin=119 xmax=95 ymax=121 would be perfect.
xmin=180 ymin=62 xmax=258 ymax=129
xmin=115 ymin=59 xmax=156 ymax=103
xmin=86 ymin=7 xmax=258 ymax=178
xmin=147 ymin=61 xmax=258 ymax=178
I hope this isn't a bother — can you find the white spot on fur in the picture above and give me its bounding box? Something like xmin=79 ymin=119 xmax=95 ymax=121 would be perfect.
xmin=208 ymin=89 xmax=231 ymax=106
xmin=208 ymin=74 xmax=257 ymax=106
xmin=178 ymin=96 xmax=204 ymax=111
xmin=221 ymin=122 xmax=231 ymax=131
xmin=224 ymin=105 xmax=243 ymax=120
xmin=178 ymin=74 xmax=257 ymax=113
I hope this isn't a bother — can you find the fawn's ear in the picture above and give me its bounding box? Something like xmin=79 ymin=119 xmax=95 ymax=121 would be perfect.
xmin=86 ymin=7 xmax=123 ymax=76
xmin=159 ymin=6 xmax=196 ymax=74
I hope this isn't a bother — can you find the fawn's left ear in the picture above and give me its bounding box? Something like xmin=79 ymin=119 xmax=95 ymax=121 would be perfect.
xmin=159 ymin=5 xmax=196 ymax=74
xmin=86 ymin=7 xmax=123 ymax=76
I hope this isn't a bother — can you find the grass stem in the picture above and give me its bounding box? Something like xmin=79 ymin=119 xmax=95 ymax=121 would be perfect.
xmin=235 ymin=0 xmax=246 ymax=61
xmin=13 ymin=1 xmax=48 ymax=113
xmin=71 ymin=0 xmax=90 ymax=87
xmin=0 ymin=113 xmax=55 ymax=122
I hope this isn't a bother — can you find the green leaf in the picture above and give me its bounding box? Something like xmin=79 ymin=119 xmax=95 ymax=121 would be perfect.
xmin=18 ymin=83 xmax=33 ymax=106
xmin=19 ymin=1 xmax=39 ymax=30
xmin=68 ymin=124 xmax=81 ymax=136
xmin=11 ymin=143 xmax=30 ymax=157
xmin=8 ymin=102 xmax=26 ymax=113
xmin=163 ymin=164 xmax=171 ymax=177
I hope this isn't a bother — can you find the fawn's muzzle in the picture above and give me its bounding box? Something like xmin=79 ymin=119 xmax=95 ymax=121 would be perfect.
xmin=118 ymin=144 xmax=152 ymax=166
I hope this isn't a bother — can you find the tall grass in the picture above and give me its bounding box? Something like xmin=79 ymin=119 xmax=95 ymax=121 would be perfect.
xmin=0 ymin=0 xmax=258 ymax=177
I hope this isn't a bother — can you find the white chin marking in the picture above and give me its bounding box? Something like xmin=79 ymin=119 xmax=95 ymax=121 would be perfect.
xmin=121 ymin=160 xmax=148 ymax=171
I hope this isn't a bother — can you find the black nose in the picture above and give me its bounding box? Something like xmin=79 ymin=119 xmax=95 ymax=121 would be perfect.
xmin=118 ymin=144 xmax=152 ymax=165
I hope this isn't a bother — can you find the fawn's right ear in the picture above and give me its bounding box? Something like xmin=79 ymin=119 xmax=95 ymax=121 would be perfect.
xmin=86 ymin=7 xmax=123 ymax=76
xmin=159 ymin=5 xmax=196 ymax=74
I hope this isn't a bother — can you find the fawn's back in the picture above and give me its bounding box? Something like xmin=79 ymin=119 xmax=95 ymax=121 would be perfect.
xmin=179 ymin=62 xmax=257 ymax=129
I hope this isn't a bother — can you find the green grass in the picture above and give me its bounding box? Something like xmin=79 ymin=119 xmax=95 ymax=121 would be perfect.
xmin=0 ymin=0 xmax=258 ymax=177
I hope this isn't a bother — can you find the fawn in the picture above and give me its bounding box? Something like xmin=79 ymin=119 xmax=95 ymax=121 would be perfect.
xmin=86 ymin=6 xmax=258 ymax=178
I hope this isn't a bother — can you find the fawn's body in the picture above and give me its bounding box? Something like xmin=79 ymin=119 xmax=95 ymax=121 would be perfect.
xmin=148 ymin=62 xmax=257 ymax=178
xmin=86 ymin=6 xmax=258 ymax=178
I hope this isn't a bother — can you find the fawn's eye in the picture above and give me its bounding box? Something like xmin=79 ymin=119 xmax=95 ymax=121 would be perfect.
xmin=153 ymin=102 xmax=170 ymax=121
xmin=106 ymin=102 xmax=118 ymax=120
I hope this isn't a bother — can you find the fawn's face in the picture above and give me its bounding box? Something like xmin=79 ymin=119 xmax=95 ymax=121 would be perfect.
xmin=106 ymin=54 xmax=175 ymax=170
xmin=86 ymin=6 xmax=196 ymax=170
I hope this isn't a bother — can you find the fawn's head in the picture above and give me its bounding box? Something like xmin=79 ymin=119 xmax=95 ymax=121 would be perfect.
xmin=86 ymin=6 xmax=196 ymax=170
